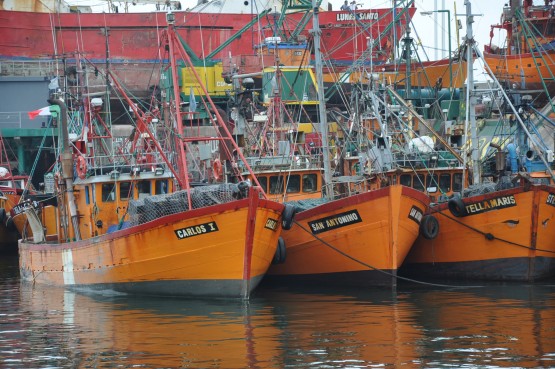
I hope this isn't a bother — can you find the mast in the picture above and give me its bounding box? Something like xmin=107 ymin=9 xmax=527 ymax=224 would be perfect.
xmin=464 ymin=0 xmax=480 ymax=185
xmin=166 ymin=11 xmax=190 ymax=192
xmin=312 ymin=0 xmax=332 ymax=199
xmin=50 ymin=96 xmax=81 ymax=241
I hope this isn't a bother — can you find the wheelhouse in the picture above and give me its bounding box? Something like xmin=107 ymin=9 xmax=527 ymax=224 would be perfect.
xmin=247 ymin=169 xmax=322 ymax=202
xmin=73 ymin=171 xmax=175 ymax=238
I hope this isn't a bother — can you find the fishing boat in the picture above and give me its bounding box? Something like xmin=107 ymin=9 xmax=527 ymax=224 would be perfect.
xmin=329 ymin=24 xmax=468 ymax=93
xmin=376 ymin=56 xmax=467 ymax=91
xmin=483 ymin=0 xmax=555 ymax=102
xmin=0 ymin=131 xmax=34 ymax=254
xmin=0 ymin=190 xmax=20 ymax=254
xmin=15 ymin=13 xmax=289 ymax=298
xmin=402 ymin=0 xmax=555 ymax=282
xmin=225 ymin=2 xmax=433 ymax=287
xmin=0 ymin=0 xmax=415 ymax=101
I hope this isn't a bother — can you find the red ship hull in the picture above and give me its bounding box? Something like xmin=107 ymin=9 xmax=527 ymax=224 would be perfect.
xmin=0 ymin=8 xmax=414 ymax=62
xmin=0 ymin=7 xmax=414 ymax=71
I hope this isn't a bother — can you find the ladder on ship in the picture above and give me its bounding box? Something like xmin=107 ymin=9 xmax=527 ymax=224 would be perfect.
xmin=516 ymin=7 xmax=555 ymax=115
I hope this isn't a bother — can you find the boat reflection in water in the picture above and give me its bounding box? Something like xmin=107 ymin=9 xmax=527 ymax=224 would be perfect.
xmin=406 ymin=284 xmax=555 ymax=368
xmin=5 ymin=283 xmax=554 ymax=368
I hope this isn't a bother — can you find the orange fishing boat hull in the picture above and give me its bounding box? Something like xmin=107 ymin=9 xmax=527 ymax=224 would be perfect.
xmin=379 ymin=58 xmax=467 ymax=89
xmin=404 ymin=185 xmax=555 ymax=281
xmin=268 ymin=185 xmax=431 ymax=286
xmin=324 ymin=58 xmax=467 ymax=89
xmin=19 ymin=193 xmax=285 ymax=298
xmin=483 ymin=51 xmax=555 ymax=95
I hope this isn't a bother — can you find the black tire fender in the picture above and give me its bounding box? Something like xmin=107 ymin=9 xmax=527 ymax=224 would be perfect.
xmin=281 ymin=204 xmax=297 ymax=230
xmin=272 ymin=237 xmax=286 ymax=265
xmin=448 ymin=197 xmax=467 ymax=217
xmin=420 ymin=215 xmax=440 ymax=240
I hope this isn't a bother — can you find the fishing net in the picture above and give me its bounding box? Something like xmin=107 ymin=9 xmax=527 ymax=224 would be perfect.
xmin=126 ymin=182 xmax=251 ymax=226
xmin=462 ymin=182 xmax=498 ymax=198
xmin=286 ymin=198 xmax=328 ymax=212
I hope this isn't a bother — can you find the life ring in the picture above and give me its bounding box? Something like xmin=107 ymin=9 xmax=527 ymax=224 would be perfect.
xmin=76 ymin=156 xmax=87 ymax=180
xmin=272 ymin=237 xmax=287 ymax=265
xmin=212 ymin=159 xmax=223 ymax=181
xmin=448 ymin=197 xmax=467 ymax=217
xmin=281 ymin=204 xmax=297 ymax=230
xmin=420 ymin=215 xmax=439 ymax=240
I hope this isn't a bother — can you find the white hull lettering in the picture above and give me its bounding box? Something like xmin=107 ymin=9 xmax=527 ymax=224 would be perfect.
xmin=408 ymin=206 xmax=423 ymax=224
xmin=265 ymin=218 xmax=278 ymax=230
xmin=308 ymin=210 xmax=362 ymax=234
xmin=464 ymin=195 xmax=517 ymax=215
xmin=175 ymin=221 xmax=218 ymax=239
xmin=336 ymin=12 xmax=379 ymax=22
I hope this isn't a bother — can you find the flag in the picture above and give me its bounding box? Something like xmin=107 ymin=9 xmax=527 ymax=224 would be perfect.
xmin=48 ymin=77 xmax=59 ymax=90
xmin=28 ymin=106 xmax=51 ymax=120
xmin=188 ymin=87 xmax=197 ymax=113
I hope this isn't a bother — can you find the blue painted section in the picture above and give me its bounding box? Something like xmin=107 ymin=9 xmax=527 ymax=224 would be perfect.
xmin=507 ymin=143 xmax=518 ymax=173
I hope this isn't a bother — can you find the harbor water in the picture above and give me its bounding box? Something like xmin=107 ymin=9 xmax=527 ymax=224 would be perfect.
xmin=1 ymin=255 xmax=554 ymax=369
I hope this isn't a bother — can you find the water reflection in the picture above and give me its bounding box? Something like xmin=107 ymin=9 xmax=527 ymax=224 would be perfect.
xmin=14 ymin=286 xmax=277 ymax=368
xmin=1 ymin=264 xmax=554 ymax=368
xmin=405 ymin=284 xmax=555 ymax=368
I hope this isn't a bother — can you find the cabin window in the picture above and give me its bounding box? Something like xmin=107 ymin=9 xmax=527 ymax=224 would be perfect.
xmin=302 ymin=174 xmax=318 ymax=193
xmin=439 ymin=173 xmax=451 ymax=193
xmin=426 ymin=175 xmax=439 ymax=193
xmin=155 ymin=180 xmax=168 ymax=195
xmin=256 ymin=176 xmax=268 ymax=192
xmin=120 ymin=182 xmax=133 ymax=200
xmin=85 ymin=185 xmax=90 ymax=205
xmin=269 ymin=176 xmax=284 ymax=194
xmin=400 ymin=174 xmax=412 ymax=187
xmin=532 ymin=177 xmax=550 ymax=185
xmin=453 ymin=173 xmax=463 ymax=192
xmin=138 ymin=181 xmax=151 ymax=199
xmin=413 ymin=174 xmax=425 ymax=192
xmin=286 ymin=175 xmax=301 ymax=193
xmin=102 ymin=183 xmax=116 ymax=202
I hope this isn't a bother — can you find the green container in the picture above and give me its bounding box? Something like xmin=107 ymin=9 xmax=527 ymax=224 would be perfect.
xmin=440 ymin=100 xmax=460 ymax=120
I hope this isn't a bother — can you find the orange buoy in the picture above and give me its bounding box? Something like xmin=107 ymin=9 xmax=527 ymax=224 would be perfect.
xmin=76 ymin=156 xmax=87 ymax=180
xmin=212 ymin=159 xmax=223 ymax=181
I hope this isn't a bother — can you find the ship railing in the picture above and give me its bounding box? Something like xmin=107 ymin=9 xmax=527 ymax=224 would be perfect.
xmin=0 ymin=60 xmax=59 ymax=77
xmin=82 ymin=151 xmax=177 ymax=177
xmin=0 ymin=112 xmax=25 ymax=129
xmin=392 ymin=150 xmax=462 ymax=169
xmin=0 ymin=111 xmax=52 ymax=129
xmin=239 ymin=154 xmax=322 ymax=172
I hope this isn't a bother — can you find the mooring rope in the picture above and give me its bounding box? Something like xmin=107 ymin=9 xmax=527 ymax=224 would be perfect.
xmin=431 ymin=207 xmax=555 ymax=254
xmin=293 ymin=219 xmax=485 ymax=289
